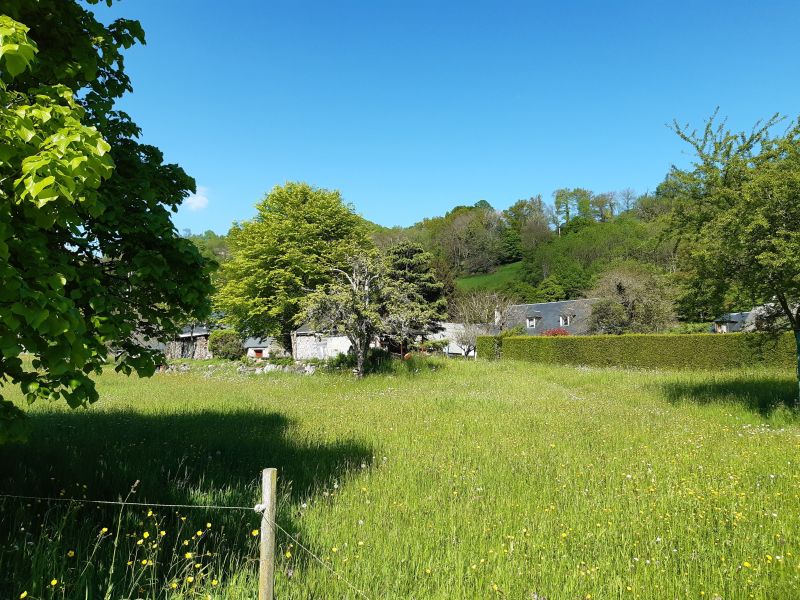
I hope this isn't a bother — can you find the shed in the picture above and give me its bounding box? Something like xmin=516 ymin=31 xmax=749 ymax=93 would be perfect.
xmin=292 ymin=324 xmax=353 ymax=361
xmin=243 ymin=336 xmax=288 ymax=359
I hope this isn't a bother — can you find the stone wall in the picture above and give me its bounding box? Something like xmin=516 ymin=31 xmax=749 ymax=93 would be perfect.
xmin=164 ymin=335 xmax=212 ymax=360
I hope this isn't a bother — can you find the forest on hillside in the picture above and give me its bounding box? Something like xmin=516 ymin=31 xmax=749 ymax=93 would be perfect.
xmin=187 ymin=181 xmax=733 ymax=326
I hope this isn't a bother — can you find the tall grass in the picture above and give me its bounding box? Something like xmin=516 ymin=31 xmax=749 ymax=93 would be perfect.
xmin=1 ymin=360 xmax=799 ymax=598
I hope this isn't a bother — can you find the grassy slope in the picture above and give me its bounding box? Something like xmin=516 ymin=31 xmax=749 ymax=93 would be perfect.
xmin=455 ymin=261 xmax=523 ymax=293
xmin=1 ymin=361 xmax=799 ymax=599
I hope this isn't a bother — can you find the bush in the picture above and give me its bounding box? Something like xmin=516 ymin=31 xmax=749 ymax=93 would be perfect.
xmin=666 ymin=322 xmax=713 ymax=334
xmin=208 ymin=329 xmax=244 ymax=360
xmin=498 ymin=332 xmax=796 ymax=370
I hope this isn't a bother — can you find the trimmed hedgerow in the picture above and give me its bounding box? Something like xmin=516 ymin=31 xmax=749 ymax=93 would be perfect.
xmin=476 ymin=335 xmax=500 ymax=360
xmin=496 ymin=332 xmax=796 ymax=370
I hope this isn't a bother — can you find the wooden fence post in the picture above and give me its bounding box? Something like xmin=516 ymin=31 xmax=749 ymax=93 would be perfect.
xmin=259 ymin=468 xmax=277 ymax=600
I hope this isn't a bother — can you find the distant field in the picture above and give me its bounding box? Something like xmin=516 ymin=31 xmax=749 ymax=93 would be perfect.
xmin=1 ymin=360 xmax=799 ymax=599
xmin=456 ymin=261 xmax=523 ymax=292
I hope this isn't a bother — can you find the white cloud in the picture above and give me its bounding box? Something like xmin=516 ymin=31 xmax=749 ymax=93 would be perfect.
xmin=185 ymin=186 xmax=209 ymax=211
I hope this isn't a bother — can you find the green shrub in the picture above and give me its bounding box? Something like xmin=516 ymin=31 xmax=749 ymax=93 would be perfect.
xmin=208 ymin=329 xmax=244 ymax=360
xmin=666 ymin=322 xmax=713 ymax=334
xmin=500 ymin=332 xmax=795 ymax=370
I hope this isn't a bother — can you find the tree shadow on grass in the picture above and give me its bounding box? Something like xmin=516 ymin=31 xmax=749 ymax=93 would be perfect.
xmin=0 ymin=409 xmax=373 ymax=597
xmin=658 ymin=375 xmax=797 ymax=419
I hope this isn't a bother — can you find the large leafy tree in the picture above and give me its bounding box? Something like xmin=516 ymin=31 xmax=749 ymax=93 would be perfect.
xmin=666 ymin=113 xmax=800 ymax=397
xmin=215 ymin=182 xmax=370 ymax=351
xmin=588 ymin=265 xmax=676 ymax=334
xmin=0 ymin=4 xmax=212 ymax=440
xmin=383 ymin=241 xmax=447 ymax=354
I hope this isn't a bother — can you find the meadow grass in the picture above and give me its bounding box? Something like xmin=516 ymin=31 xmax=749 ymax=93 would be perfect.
xmin=455 ymin=261 xmax=523 ymax=293
xmin=1 ymin=359 xmax=799 ymax=599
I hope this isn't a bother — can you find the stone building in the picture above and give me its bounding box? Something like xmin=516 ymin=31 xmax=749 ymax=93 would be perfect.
xmin=291 ymin=324 xmax=353 ymax=360
xmin=164 ymin=325 xmax=212 ymax=360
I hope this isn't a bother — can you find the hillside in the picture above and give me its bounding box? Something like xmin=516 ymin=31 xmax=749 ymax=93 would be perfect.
xmin=455 ymin=261 xmax=523 ymax=293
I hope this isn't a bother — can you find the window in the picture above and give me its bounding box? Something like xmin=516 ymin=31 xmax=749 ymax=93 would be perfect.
xmin=560 ymin=314 xmax=572 ymax=327
xmin=526 ymin=317 xmax=539 ymax=329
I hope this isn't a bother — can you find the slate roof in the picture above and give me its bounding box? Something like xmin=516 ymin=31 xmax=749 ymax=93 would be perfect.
xmin=177 ymin=325 xmax=211 ymax=338
xmin=506 ymin=299 xmax=597 ymax=336
xmin=712 ymin=311 xmax=752 ymax=332
xmin=242 ymin=336 xmax=276 ymax=349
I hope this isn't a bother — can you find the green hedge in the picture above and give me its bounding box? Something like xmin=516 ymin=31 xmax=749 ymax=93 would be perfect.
xmin=485 ymin=332 xmax=796 ymax=370
xmin=476 ymin=335 xmax=500 ymax=360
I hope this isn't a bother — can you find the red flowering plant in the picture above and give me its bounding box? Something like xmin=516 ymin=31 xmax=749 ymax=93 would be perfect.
xmin=541 ymin=328 xmax=570 ymax=337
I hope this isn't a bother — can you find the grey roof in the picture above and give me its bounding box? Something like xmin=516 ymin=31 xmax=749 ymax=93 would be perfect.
xmin=714 ymin=312 xmax=750 ymax=324
xmin=506 ymin=299 xmax=597 ymax=336
xmin=243 ymin=336 xmax=276 ymax=349
xmin=177 ymin=325 xmax=211 ymax=338
xmin=712 ymin=311 xmax=752 ymax=332
xmin=295 ymin=322 xmax=315 ymax=335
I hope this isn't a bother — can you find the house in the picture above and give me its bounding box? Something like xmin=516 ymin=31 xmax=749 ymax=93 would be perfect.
xmin=505 ymin=299 xmax=597 ymax=336
xmin=243 ymin=337 xmax=288 ymax=359
xmin=165 ymin=325 xmax=212 ymax=360
xmin=291 ymin=324 xmax=353 ymax=360
xmin=426 ymin=322 xmax=478 ymax=357
xmin=711 ymin=310 xmax=759 ymax=333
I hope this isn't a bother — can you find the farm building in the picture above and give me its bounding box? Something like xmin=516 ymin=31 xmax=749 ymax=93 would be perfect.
xmin=710 ymin=305 xmax=780 ymax=333
xmin=291 ymin=324 xmax=353 ymax=360
xmin=426 ymin=322 xmax=478 ymax=357
xmin=505 ymin=299 xmax=597 ymax=336
xmin=165 ymin=325 xmax=212 ymax=360
xmin=711 ymin=311 xmax=753 ymax=333
xmin=243 ymin=336 xmax=288 ymax=359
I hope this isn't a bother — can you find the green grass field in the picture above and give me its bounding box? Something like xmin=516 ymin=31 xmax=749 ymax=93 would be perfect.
xmin=2 ymin=360 xmax=799 ymax=599
xmin=455 ymin=261 xmax=523 ymax=293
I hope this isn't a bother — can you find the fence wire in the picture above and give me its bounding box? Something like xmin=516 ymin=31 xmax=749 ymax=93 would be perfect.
xmin=0 ymin=491 xmax=374 ymax=600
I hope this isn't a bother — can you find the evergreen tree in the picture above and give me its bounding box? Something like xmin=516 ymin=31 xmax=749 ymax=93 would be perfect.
xmin=383 ymin=242 xmax=448 ymax=352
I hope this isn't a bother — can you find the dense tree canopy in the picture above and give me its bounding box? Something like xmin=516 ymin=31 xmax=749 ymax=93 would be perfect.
xmin=665 ymin=113 xmax=800 ymax=396
xmin=383 ymin=241 xmax=447 ymax=352
xmin=0 ymin=3 xmax=212 ymax=440
xmin=589 ymin=265 xmax=676 ymax=334
xmin=214 ymin=182 xmax=371 ymax=351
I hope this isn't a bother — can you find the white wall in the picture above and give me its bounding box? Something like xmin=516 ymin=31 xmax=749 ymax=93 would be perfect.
xmin=293 ymin=334 xmax=352 ymax=360
xmin=428 ymin=322 xmax=475 ymax=357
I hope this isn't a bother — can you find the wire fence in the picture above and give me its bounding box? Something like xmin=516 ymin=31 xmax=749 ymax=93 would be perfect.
xmin=0 ymin=488 xmax=373 ymax=600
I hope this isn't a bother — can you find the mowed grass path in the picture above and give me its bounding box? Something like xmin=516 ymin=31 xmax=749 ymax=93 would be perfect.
xmin=1 ymin=360 xmax=799 ymax=599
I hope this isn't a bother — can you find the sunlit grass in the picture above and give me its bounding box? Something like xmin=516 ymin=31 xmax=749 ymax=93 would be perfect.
xmin=1 ymin=359 xmax=799 ymax=598
xmin=455 ymin=261 xmax=523 ymax=292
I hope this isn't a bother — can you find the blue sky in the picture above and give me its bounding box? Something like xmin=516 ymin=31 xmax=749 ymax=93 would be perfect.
xmin=100 ymin=0 xmax=800 ymax=234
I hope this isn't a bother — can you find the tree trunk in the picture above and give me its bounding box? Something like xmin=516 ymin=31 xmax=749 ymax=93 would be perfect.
xmin=795 ymin=330 xmax=800 ymax=405
xmin=281 ymin=332 xmax=293 ymax=358
xmin=355 ymin=341 xmax=367 ymax=378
